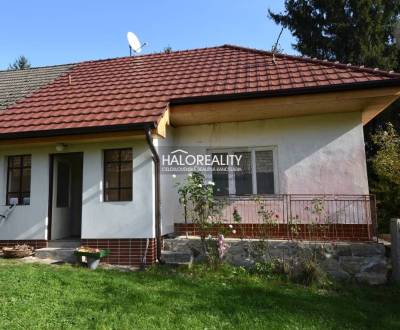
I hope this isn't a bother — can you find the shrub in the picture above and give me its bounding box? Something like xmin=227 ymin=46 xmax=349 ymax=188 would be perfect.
xmin=288 ymin=257 xmax=329 ymax=287
xmin=370 ymin=123 xmax=400 ymax=232
xmin=250 ymin=254 xmax=330 ymax=287
xmin=176 ymin=172 xmax=226 ymax=264
xmin=250 ymin=260 xmax=288 ymax=279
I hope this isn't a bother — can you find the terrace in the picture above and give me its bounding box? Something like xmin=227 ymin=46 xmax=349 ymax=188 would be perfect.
xmin=174 ymin=194 xmax=377 ymax=241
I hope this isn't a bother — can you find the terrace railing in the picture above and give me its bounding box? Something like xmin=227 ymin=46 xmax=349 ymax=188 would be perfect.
xmin=174 ymin=194 xmax=377 ymax=242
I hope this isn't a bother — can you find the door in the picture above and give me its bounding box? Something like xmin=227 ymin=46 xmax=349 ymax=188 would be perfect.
xmin=49 ymin=153 xmax=83 ymax=240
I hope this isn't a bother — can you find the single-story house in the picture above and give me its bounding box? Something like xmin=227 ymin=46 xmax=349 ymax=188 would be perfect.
xmin=0 ymin=45 xmax=399 ymax=266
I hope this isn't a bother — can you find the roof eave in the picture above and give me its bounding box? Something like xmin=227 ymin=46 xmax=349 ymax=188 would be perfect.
xmin=0 ymin=122 xmax=157 ymax=141
xmin=170 ymin=79 xmax=400 ymax=105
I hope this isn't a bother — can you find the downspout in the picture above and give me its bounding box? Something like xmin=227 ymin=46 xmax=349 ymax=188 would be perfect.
xmin=144 ymin=127 xmax=162 ymax=263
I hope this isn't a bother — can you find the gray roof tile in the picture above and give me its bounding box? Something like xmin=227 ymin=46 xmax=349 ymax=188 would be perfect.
xmin=0 ymin=64 xmax=74 ymax=110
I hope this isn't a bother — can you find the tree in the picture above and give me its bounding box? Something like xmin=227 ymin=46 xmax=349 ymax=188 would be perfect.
xmin=371 ymin=123 xmax=400 ymax=185
xmin=8 ymin=56 xmax=31 ymax=70
xmin=370 ymin=123 xmax=400 ymax=231
xmin=268 ymin=0 xmax=400 ymax=70
xmin=163 ymin=46 xmax=173 ymax=54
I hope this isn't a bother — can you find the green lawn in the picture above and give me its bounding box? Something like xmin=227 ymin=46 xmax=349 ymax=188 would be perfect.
xmin=0 ymin=259 xmax=399 ymax=330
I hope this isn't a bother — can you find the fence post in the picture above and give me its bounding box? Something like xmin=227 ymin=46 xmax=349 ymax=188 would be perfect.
xmin=370 ymin=195 xmax=378 ymax=241
xmin=391 ymin=218 xmax=400 ymax=283
xmin=286 ymin=194 xmax=292 ymax=240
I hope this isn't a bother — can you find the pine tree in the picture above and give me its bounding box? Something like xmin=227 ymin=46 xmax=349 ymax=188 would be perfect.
xmin=268 ymin=0 xmax=400 ymax=70
xmin=8 ymin=56 xmax=31 ymax=70
xmin=163 ymin=46 xmax=173 ymax=54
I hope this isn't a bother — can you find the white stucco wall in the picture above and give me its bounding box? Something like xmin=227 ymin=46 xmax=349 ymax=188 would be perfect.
xmin=160 ymin=112 xmax=369 ymax=227
xmin=155 ymin=126 xmax=177 ymax=235
xmin=0 ymin=151 xmax=49 ymax=240
xmin=0 ymin=139 xmax=155 ymax=240
xmin=81 ymin=140 xmax=154 ymax=239
xmin=0 ymin=111 xmax=369 ymax=240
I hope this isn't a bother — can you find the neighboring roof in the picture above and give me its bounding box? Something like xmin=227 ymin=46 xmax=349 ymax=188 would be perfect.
xmin=0 ymin=64 xmax=73 ymax=110
xmin=0 ymin=44 xmax=400 ymax=138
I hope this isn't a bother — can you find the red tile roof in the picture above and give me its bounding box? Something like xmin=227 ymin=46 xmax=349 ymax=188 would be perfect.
xmin=1 ymin=44 xmax=399 ymax=137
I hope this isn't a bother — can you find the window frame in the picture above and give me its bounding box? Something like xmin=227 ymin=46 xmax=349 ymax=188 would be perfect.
xmin=208 ymin=146 xmax=278 ymax=196
xmin=103 ymin=148 xmax=133 ymax=202
xmin=210 ymin=152 xmax=230 ymax=196
xmin=6 ymin=154 xmax=31 ymax=206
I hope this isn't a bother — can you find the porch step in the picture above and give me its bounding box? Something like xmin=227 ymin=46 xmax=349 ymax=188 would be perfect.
xmin=47 ymin=240 xmax=81 ymax=248
xmin=161 ymin=250 xmax=193 ymax=268
xmin=35 ymin=248 xmax=77 ymax=264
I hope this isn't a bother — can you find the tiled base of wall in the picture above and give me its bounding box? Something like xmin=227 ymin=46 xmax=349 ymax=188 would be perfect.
xmin=0 ymin=240 xmax=48 ymax=249
xmin=174 ymin=223 xmax=374 ymax=241
xmin=0 ymin=239 xmax=157 ymax=267
xmin=81 ymin=239 xmax=157 ymax=266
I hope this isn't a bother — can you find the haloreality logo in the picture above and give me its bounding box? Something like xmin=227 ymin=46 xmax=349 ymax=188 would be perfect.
xmin=160 ymin=148 xmax=243 ymax=174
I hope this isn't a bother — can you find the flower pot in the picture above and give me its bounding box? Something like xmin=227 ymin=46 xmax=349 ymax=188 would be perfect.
xmin=2 ymin=245 xmax=33 ymax=258
xmin=87 ymin=257 xmax=100 ymax=270
xmin=74 ymin=247 xmax=110 ymax=270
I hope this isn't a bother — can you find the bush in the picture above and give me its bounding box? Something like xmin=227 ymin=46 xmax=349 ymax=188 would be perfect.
xmin=250 ymin=256 xmax=330 ymax=287
xmin=288 ymin=258 xmax=330 ymax=287
xmin=370 ymin=123 xmax=400 ymax=232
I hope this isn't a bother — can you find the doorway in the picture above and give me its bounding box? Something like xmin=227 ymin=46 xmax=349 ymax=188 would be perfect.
xmin=49 ymin=152 xmax=83 ymax=240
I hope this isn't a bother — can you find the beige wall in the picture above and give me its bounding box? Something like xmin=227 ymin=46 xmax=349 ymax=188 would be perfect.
xmin=159 ymin=112 xmax=369 ymax=227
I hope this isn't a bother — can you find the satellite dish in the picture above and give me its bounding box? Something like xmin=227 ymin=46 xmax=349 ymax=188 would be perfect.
xmin=127 ymin=32 xmax=147 ymax=55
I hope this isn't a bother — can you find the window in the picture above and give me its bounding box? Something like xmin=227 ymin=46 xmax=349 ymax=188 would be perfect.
xmin=56 ymin=161 xmax=70 ymax=207
xmin=7 ymin=155 xmax=31 ymax=205
xmin=255 ymin=150 xmax=274 ymax=194
xmin=212 ymin=153 xmax=229 ymax=196
xmin=234 ymin=151 xmax=252 ymax=195
xmin=210 ymin=148 xmax=275 ymax=196
xmin=104 ymin=148 xmax=133 ymax=202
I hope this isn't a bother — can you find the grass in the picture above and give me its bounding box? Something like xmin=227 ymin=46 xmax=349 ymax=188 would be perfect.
xmin=0 ymin=259 xmax=399 ymax=330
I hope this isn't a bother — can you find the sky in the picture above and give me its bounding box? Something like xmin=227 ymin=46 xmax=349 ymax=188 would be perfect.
xmin=0 ymin=1 xmax=296 ymax=69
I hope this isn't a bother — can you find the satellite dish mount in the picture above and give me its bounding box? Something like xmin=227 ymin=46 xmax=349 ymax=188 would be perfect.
xmin=127 ymin=32 xmax=148 ymax=56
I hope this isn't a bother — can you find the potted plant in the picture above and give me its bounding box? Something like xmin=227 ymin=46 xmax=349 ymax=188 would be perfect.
xmin=74 ymin=246 xmax=110 ymax=270
xmin=2 ymin=244 xmax=34 ymax=258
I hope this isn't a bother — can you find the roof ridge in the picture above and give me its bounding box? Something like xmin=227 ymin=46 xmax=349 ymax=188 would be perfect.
xmin=4 ymin=44 xmax=399 ymax=78
xmin=0 ymin=63 xmax=74 ymax=74
xmin=1 ymin=45 xmax=226 ymax=71
xmin=73 ymin=45 xmax=227 ymax=66
xmin=222 ymin=44 xmax=400 ymax=78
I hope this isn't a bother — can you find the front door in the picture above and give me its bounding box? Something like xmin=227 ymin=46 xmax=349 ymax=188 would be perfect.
xmin=49 ymin=153 xmax=83 ymax=240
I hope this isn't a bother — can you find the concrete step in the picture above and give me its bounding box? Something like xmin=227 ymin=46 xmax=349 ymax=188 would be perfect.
xmin=47 ymin=240 xmax=81 ymax=248
xmin=35 ymin=248 xmax=77 ymax=264
xmin=161 ymin=250 xmax=193 ymax=268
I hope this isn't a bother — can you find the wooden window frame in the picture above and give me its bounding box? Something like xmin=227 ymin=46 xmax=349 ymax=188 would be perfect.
xmin=6 ymin=154 xmax=31 ymax=205
xmin=103 ymin=148 xmax=133 ymax=202
xmin=207 ymin=147 xmax=278 ymax=196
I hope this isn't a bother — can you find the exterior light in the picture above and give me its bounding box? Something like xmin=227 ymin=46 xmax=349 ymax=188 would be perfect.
xmin=55 ymin=143 xmax=67 ymax=152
